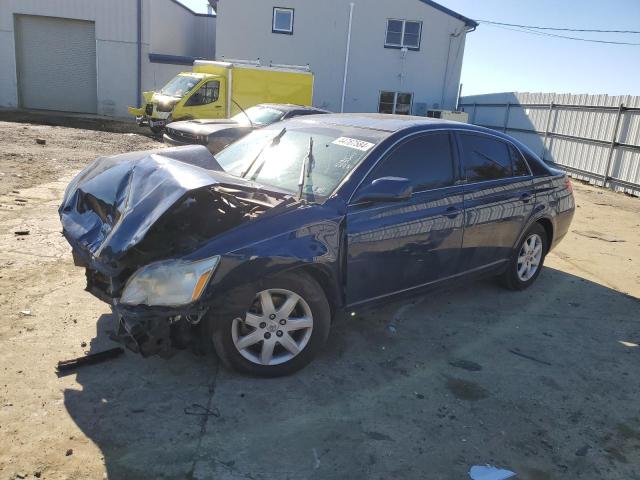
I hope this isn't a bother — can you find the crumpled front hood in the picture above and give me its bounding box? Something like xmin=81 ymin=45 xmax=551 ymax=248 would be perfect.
xmin=59 ymin=145 xmax=264 ymax=272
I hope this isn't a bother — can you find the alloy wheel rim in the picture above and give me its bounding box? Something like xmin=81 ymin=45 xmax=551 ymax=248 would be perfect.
xmin=231 ymin=288 xmax=313 ymax=366
xmin=517 ymin=233 xmax=543 ymax=282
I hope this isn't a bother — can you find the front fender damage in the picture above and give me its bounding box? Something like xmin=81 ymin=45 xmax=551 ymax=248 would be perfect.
xmin=59 ymin=145 xmax=295 ymax=358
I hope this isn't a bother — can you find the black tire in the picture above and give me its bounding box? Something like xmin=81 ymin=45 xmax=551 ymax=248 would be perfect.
xmin=149 ymin=125 xmax=164 ymax=135
xmin=501 ymin=223 xmax=548 ymax=291
xmin=208 ymin=271 xmax=331 ymax=377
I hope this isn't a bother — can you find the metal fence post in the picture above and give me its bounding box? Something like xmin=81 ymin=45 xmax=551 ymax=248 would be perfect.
xmin=503 ymin=103 xmax=511 ymax=132
xmin=602 ymin=103 xmax=624 ymax=187
xmin=541 ymin=102 xmax=554 ymax=161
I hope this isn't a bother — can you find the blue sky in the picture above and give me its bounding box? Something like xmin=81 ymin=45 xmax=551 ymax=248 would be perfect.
xmin=179 ymin=0 xmax=640 ymax=97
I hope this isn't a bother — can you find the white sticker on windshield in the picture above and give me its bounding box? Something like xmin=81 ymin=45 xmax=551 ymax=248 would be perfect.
xmin=332 ymin=137 xmax=375 ymax=152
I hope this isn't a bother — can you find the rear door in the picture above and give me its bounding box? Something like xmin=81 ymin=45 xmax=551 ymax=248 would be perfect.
xmin=346 ymin=131 xmax=464 ymax=305
xmin=456 ymin=132 xmax=534 ymax=270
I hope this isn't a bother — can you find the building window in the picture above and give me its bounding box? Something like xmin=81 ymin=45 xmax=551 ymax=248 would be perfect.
xmin=385 ymin=19 xmax=422 ymax=50
xmin=273 ymin=7 xmax=294 ymax=34
xmin=379 ymin=91 xmax=413 ymax=115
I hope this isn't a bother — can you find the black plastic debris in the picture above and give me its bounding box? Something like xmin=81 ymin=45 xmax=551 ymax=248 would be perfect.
xmin=508 ymin=348 xmax=552 ymax=366
xmin=184 ymin=403 xmax=220 ymax=417
xmin=57 ymin=347 xmax=124 ymax=373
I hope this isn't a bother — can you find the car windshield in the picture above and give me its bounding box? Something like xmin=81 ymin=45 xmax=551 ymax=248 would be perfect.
xmin=160 ymin=75 xmax=201 ymax=98
xmin=215 ymin=125 xmax=381 ymax=200
xmin=232 ymin=106 xmax=285 ymax=126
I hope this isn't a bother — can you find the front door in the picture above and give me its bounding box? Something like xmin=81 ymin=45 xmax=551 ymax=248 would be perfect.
xmin=456 ymin=132 xmax=535 ymax=270
xmin=179 ymin=78 xmax=226 ymax=119
xmin=346 ymin=132 xmax=464 ymax=305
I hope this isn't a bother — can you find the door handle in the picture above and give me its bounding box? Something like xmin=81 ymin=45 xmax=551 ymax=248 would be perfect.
xmin=445 ymin=206 xmax=461 ymax=219
xmin=520 ymin=192 xmax=532 ymax=203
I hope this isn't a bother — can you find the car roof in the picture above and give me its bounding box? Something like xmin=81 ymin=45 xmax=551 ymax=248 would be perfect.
xmin=284 ymin=112 xmax=490 ymax=133
xmin=256 ymin=103 xmax=330 ymax=114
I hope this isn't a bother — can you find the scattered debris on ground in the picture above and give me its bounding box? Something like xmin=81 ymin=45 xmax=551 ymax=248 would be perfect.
xmin=469 ymin=465 xmax=516 ymax=480
xmin=449 ymin=359 xmax=483 ymax=371
xmin=508 ymin=348 xmax=553 ymax=366
xmin=56 ymin=347 xmax=124 ymax=374
xmin=574 ymin=230 xmax=626 ymax=242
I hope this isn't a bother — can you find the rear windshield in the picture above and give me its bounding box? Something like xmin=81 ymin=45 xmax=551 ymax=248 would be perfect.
xmin=232 ymin=106 xmax=285 ymax=126
xmin=160 ymin=75 xmax=201 ymax=98
xmin=215 ymin=124 xmax=385 ymax=200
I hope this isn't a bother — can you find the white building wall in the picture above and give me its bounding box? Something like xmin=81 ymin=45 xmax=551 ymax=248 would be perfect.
xmin=215 ymin=0 xmax=470 ymax=113
xmin=143 ymin=0 xmax=216 ymax=94
xmin=149 ymin=1 xmax=215 ymax=59
xmin=345 ymin=1 xmax=468 ymax=112
xmin=0 ymin=0 xmax=216 ymax=117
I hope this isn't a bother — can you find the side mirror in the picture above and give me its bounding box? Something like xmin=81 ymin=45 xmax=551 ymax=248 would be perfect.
xmin=352 ymin=177 xmax=412 ymax=204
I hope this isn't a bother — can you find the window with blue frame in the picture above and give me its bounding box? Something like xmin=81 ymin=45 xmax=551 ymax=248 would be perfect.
xmin=273 ymin=7 xmax=294 ymax=34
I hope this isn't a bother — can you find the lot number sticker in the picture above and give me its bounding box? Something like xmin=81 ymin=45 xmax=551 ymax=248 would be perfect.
xmin=332 ymin=137 xmax=375 ymax=152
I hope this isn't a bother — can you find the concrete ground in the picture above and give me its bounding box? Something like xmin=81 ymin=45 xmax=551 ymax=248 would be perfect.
xmin=0 ymin=120 xmax=639 ymax=480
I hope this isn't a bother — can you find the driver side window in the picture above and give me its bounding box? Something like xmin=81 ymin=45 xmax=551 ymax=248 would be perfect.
xmin=186 ymin=81 xmax=220 ymax=106
xmin=368 ymin=132 xmax=455 ymax=192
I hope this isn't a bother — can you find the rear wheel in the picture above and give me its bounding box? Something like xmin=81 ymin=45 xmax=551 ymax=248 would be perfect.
xmin=501 ymin=223 xmax=548 ymax=290
xmin=209 ymin=272 xmax=330 ymax=376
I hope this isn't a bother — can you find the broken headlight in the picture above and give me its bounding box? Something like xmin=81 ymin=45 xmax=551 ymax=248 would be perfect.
xmin=120 ymin=256 xmax=220 ymax=306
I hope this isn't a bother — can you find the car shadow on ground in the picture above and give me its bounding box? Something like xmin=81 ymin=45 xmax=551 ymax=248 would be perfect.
xmin=64 ymin=267 xmax=640 ymax=480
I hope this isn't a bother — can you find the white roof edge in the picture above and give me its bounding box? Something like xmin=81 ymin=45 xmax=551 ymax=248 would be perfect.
xmin=194 ymin=59 xmax=312 ymax=74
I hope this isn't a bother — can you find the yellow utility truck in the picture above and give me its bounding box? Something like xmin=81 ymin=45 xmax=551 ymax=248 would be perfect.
xmin=129 ymin=60 xmax=314 ymax=133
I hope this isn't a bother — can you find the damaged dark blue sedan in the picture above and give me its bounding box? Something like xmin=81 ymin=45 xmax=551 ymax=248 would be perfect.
xmin=60 ymin=114 xmax=575 ymax=376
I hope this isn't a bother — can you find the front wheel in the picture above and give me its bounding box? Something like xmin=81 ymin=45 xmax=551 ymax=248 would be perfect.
xmin=209 ymin=272 xmax=331 ymax=376
xmin=501 ymin=223 xmax=548 ymax=290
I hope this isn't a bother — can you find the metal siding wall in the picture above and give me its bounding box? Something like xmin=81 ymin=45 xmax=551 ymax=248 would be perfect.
xmin=1 ymin=0 xmax=216 ymax=117
xmin=15 ymin=15 xmax=97 ymax=113
xmin=461 ymin=92 xmax=640 ymax=196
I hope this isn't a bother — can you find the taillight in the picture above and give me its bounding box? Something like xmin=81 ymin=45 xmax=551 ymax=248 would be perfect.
xmin=565 ymin=177 xmax=573 ymax=193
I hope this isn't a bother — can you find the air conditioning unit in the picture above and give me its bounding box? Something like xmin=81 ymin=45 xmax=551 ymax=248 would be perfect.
xmin=426 ymin=109 xmax=469 ymax=123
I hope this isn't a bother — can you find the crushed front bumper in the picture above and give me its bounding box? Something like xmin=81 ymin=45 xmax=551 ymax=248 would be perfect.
xmin=109 ymin=302 xmax=208 ymax=358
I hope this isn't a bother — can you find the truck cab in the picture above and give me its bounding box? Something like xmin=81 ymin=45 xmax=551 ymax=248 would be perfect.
xmin=129 ymin=72 xmax=227 ymax=132
xmin=129 ymin=60 xmax=313 ymax=134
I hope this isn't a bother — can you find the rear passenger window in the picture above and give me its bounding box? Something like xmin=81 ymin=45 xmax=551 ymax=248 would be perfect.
xmin=370 ymin=133 xmax=455 ymax=191
xmin=459 ymin=134 xmax=512 ymax=182
xmin=510 ymin=144 xmax=531 ymax=176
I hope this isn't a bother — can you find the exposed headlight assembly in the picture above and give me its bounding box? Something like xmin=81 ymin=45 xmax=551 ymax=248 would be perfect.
xmin=120 ymin=256 xmax=220 ymax=307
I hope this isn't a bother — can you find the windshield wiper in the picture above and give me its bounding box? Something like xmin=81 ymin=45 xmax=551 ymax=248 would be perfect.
xmin=241 ymin=127 xmax=287 ymax=178
xmin=232 ymin=99 xmax=254 ymax=128
xmin=298 ymin=136 xmax=315 ymax=202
